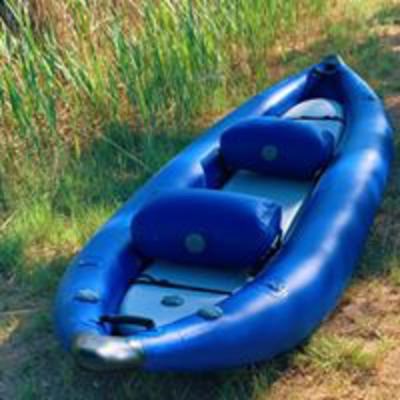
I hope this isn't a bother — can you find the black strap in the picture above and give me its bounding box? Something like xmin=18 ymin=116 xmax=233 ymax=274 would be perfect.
xmin=100 ymin=314 xmax=155 ymax=329
xmin=134 ymin=273 xmax=232 ymax=296
xmin=290 ymin=115 xmax=344 ymax=123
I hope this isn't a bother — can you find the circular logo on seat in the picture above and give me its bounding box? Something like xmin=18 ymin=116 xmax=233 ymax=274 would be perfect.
xmin=261 ymin=145 xmax=278 ymax=161
xmin=185 ymin=233 xmax=206 ymax=254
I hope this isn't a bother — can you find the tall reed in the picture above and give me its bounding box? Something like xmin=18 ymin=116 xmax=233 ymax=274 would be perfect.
xmin=0 ymin=0 xmax=326 ymax=207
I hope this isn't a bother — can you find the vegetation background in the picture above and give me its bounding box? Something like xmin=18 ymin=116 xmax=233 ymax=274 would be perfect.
xmin=1 ymin=0 xmax=400 ymax=398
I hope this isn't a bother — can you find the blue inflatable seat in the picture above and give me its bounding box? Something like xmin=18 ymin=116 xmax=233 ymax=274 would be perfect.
xmin=220 ymin=117 xmax=335 ymax=180
xmin=131 ymin=189 xmax=282 ymax=270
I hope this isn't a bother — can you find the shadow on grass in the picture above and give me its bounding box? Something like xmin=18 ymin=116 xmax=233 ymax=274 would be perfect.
xmin=373 ymin=3 xmax=400 ymax=25
xmin=50 ymin=121 xmax=194 ymax=215
xmin=0 ymin=122 xmax=202 ymax=399
xmin=2 ymin=4 xmax=400 ymax=400
xmin=1 ymin=315 xmax=295 ymax=400
xmin=1 ymin=121 xmax=193 ymax=279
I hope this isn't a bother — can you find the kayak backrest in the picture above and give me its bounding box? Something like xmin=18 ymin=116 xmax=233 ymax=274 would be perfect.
xmin=220 ymin=117 xmax=335 ymax=180
xmin=283 ymin=98 xmax=343 ymax=119
xmin=219 ymin=98 xmax=344 ymax=180
xmin=131 ymin=189 xmax=282 ymax=270
xmin=282 ymin=98 xmax=344 ymax=145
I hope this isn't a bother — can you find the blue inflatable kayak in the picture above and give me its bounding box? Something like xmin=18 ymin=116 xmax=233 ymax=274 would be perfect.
xmin=54 ymin=55 xmax=393 ymax=371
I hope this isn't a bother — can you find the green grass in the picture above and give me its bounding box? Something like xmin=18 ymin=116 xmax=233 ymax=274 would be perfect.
xmin=295 ymin=334 xmax=392 ymax=374
xmin=1 ymin=0 xmax=400 ymax=399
